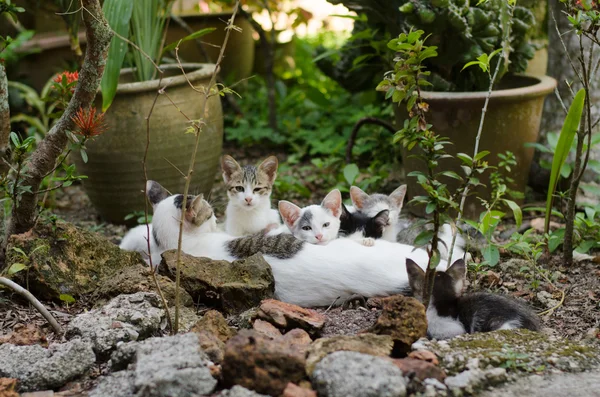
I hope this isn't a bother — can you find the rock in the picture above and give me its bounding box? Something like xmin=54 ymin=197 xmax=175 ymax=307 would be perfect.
xmin=390 ymin=358 xmax=446 ymax=382
xmin=445 ymin=368 xmax=507 ymax=394
xmin=282 ymin=382 xmax=317 ymax=397
xmin=89 ymin=371 xmax=135 ymax=397
xmin=104 ymin=333 xmax=216 ymax=397
xmin=230 ymin=308 xmax=259 ymax=330
xmin=311 ymin=351 xmax=407 ymax=397
xmin=305 ymin=334 xmax=394 ymax=375
xmin=6 ymin=221 xmax=143 ymax=301
xmin=368 ymin=295 xmax=427 ymax=353
xmin=408 ymin=350 xmax=439 ymax=365
xmin=0 ymin=378 xmax=18 ymax=397
xmin=93 ymin=264 xmax=194 ymax=307
xmin=161 ymin=251 xmax=274 ymax=314
xmin=281 ymin=329 xmax=312 ymax=354
xmin=480 ymin=371 xmax=600 ymax=397
xmin=253 ymin=319 xmax=282 ymax=338
xmin=537 ymin=291 xmax=560 ymax=309
xmin=190 ymin=310 xmax=236 ymax=342
xmin=0 ymin=324 xmax=47 ymax=347
xmin=168 ymin=306 xmax=200 ymax=332
xmin=195 ymin=330 xmax=225 ymax=364
xmin=257 ymin=299 xmax=326 ymax=335
xmin=222 ymin=330 xmax=306 ymax=396
xmin=215 ymin=385 xmax=270 ymax=397
xmin=0 ymin=340 xmax=95 ymax=392
xmin=65 ymin=292 xmax=165 ymax=357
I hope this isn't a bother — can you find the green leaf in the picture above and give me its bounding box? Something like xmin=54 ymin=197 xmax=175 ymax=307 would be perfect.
xmin=474 ymin=150 xmax=490 ymax=161
xmin=429 ymin=249 xmax=441 ymax=269
xmin=11 ymin=247 xmax=27 ymax=258
xmin=80 ymin=149 xmax=88 ymax=164
xmin=545 ymin=88 xmax=585 ymax=235
xmin=503 ymin=199 xmax=522 ymax=228
xmin=482 ymin=245 xmax=500 ymax=266
xmin=59 ymin=294 xmax=76 ymax=304
xmin=343 ymin=164 xmax=360 ymax=185
xmin=100 ymin=0 xmax=134 ymax=111
xmin=162 ymin=28 xmax=215 ymax=54
xmin=414 ymin=230 xmax=434 ymax=247
xmin=7 ymin=263 xmax=27 ymax=275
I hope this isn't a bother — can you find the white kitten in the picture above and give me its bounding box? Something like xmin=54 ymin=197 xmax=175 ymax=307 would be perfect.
xmin=221 ymin=155 xmax=281 ymax=236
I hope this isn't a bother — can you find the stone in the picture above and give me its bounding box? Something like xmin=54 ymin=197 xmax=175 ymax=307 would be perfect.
xmin=161 ymin=251 xmax=274 ymax=314
xmin=230 ymin=307 xmax=259 ymax=329
xmin=311 ymin=351 xmax=407 ymax=397
xmin=257 ymin=299 xmax=326 ymax=335
xmin=444 ymin=368 xmax=507 ymax=395
xmin=65 ymin=292 xmax=165 ymax=357
xmin=480 ymin=371 xmax=600 ymax=397
xmin=281 ymin=329 xmax=312 ymax=355
xmin=222 ymin=330 xmax=306 ymax=396
xmin=215 ymin=385 xmax=270 ymax=397
xmin=195 ymin=330 xmax=225 ymax=364
xmin=6 ymin=221 xmax=143 ymax=301
xmin=0 ymin=324 xmax=47 ymax=347
xmin=190 ymin=310 xmax=236 ymax=342
xmin=0 ymin=340 xmax=95 ymax=392
xmin=305 ymin=334 xmax=394 ymax=375
xmin=0 ymin=378 xmax=18 ymax=397
xmin=89 ymin=371 xmax=135 ymax=397
xmin=408 ymin=350 xmax=439 ymax=365
xmin=390 ymin=358 xmax=446 ymax=382
xmin=168 ymin=306 xmax=200 ymax=332
xmin=105 ymin=333 xmax=216 ymax=397
xmin=252 ymin=319 xmax=282 ymax=338
xmin=93 ymin=264 xmax=194 ymax=307
xmin=282 ymin=382 xmax=317 ymax=397
xmin=368 ymin=295 xmax=427 ymax=353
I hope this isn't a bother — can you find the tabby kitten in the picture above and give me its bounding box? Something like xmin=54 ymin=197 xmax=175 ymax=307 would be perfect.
xmin=221 ymin=155 xmax=281 ymax=236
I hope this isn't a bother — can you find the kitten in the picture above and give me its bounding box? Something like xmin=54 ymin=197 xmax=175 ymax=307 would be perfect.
xmin=406 ymin=258 xmax=541 ymax=340
xmin=149 ymin=189 xmax=462 ymax=307
xmin=339 ymin=203 xmax=389 ymax=246
xmin=349 ymin=185 xmax=407 ymax=242
xmin=221 ymin=155 xmax=281 ymax=236
xmin=119 ymin=180 xmax=217 ymax=265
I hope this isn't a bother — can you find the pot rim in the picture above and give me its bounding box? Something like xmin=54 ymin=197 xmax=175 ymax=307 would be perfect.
xmin=420 ymin=74 xmax=557 ymax=102
xmin=116 ymin=63 xmax=216 ymax=94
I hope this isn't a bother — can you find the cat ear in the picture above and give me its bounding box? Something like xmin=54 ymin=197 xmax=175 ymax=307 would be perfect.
xmin=389 ymin=184 xmax=407 ymax=209
xmin=321 ymin=189 xmax=342 ymax=218
xmin=146 ymin=180 xmax=170 ymax=207
xmin=258 ymin=156 xmax=278 ymax=184
xmin=340 ymin=203 xmax=352 ymax=221
xmin=221 ymin=155 xmax=242 ymax=183
xmin=373 ymin=209 xmax=389 ymax=233
xmin=446 ymin=259 xmax=466 ymax=294
xmin=279 ymin=200 xmax=302 ymax=229
xmin=350 ymin=186 xmax=369 ymax=210
xmin=185 ymin=194 xmax=204 ymax=224
xmin=406 ymin=258 xmax=425 ymax=294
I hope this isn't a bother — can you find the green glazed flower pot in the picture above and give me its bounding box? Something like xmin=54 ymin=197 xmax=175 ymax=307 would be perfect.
xmin=395 ymin=74 xmax=557 ymax=220
xmin=73 ymin=63 xmax=223 ymax=224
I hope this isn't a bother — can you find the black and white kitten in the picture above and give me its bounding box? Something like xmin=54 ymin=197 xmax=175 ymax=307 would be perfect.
xmin=339 ymin=203 xmax=389 ymax=245
xmin=406 ymin=258 xmax=541 ymax=339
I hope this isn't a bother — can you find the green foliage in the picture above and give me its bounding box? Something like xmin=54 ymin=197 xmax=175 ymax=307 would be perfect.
xmin=125 ymin=211 xmax=153 ymax=224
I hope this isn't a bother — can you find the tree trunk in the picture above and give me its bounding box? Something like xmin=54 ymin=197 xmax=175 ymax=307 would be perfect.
xmin=1 ymin=0 xmax=113 ymax=269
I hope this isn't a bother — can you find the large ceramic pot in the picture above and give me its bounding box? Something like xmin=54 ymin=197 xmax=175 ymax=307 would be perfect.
xmin=166 ymin=11 xmax=255 ymax=82
xmin=396 ymin=74 xmax=557 ymax=220
xmin=73 ymin=63 xmax=223 ymax=224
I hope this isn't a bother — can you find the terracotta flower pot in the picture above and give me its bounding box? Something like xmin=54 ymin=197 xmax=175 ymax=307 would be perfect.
xmin=73 ymin=63 xmax=223 ymax=224
xmin=395 ymin=74 xmax=557 ymax=220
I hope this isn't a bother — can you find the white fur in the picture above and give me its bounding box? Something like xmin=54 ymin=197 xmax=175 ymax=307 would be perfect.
xmin=426 ymin=306 xmax=467 ymax=340
xmin=498 ymin=319 xmax=522 ymax=330
xmin=224 ymin=184 xmax=280 ymax=236
xmin=285 ymin=204 xmax=340 ymax=245
xmin=120 ymin=224 xmax=161 ymax=265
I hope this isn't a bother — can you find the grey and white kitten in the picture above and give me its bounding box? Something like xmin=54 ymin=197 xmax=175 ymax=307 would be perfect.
xmin=221 ymin=155 xmax=281 ymax=236
xmin=406 ymin=258 xmax=541 ymax=339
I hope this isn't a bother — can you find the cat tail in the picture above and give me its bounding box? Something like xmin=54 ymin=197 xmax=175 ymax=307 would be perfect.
xmin=437 ymin=223 xmax=467 ymax=264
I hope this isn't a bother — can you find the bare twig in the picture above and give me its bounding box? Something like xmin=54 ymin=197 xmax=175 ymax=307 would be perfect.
xmin=345 ymin=117 xmax=396 ymax=163
xmin=0 ymin=63 xmax=9 ymax=177
xmin=0 ymin=277 xmax=63 ymax=334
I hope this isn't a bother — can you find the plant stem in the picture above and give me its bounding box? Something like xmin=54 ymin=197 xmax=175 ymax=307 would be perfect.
xmin=0 ymin=62 xmax=9 ymax=177
xmin=173 ymin=1 xmax=240 ymax=333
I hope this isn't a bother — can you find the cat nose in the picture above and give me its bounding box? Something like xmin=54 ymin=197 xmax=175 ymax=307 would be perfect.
xmin=245 ymin=197 xmax=253 ymax=204
xmin=315 ymin=233 xmax=323 ymax=241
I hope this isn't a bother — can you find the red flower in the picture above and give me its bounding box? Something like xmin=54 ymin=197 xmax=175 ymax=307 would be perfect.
xmin=70 ymin=107 xmax=107 ymax=137
xmin=54 ymin=70 xmax=79 ymax=85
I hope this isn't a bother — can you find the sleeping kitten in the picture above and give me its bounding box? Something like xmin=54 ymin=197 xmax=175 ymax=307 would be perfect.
xmin=339 ymin=203 xmax=389 ymax=246
xmin=349 ymin=185 xmax=407 ymax=242
xmin=149 ymin=187 xmax=464 ymax=307
xmin=221 ymin=155 xmax=281 ymax=236
xmin=119 ymin=180 xmax=217 ymax=265
xmin=406 ymin=258 xmax=541 ymax=339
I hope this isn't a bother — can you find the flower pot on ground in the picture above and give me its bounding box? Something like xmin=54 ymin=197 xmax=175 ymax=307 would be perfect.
xmin=166 ymin=10 xmax=255 ymax=82
xmin=395 ymin=74 xmax=557 ymax=220
xmin=72 ymin=63 xmax=223 ymax=224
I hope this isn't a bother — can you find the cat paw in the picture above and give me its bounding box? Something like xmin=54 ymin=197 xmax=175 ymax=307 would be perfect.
xmin=361 ymin=238 xmax=375 ymax=247
xmin=262 ymin=223 xmax=280 ymax=235
xmin=342 ymin=294 xmax=368 ymax=310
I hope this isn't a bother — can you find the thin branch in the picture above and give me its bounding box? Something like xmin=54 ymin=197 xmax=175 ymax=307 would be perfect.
xmin=0 ymin=277 xmax=63 ymax=334
xmin=162 ymin=156 xmax=187 ymax=178
xmin=551 ymin=9 xmax=585 ymax=85
xmin=345 ymin=117 xmax=396 ymax=163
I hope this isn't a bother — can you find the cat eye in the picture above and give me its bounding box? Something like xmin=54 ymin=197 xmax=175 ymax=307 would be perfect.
xmin=302 ymin=226 xmax=312 ymax=231
xmin=235 ymin=186 xmax=244 ymax=192
xmin=253 ymin=187 xmax=263 ymax=193
xmin=323 ymin=222 xmax=330 ymax=227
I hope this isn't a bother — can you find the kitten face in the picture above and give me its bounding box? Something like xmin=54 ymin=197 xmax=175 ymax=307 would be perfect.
xmin=350 ymin=185 xmax=407 ymax=233
xmin=279 ymin=189 xmax=342 ymax=245
xmin=222 ymin=155 xmax=278 ymax=211
xmin=406 ymin=258 xmax=466 ymax=304
xmin=339 ymin=204 xmax=389 ymax=239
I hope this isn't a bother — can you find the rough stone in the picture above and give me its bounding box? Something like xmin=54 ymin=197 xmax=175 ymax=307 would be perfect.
xmin=281 ymin=329 xmax=312 ymax=355
xmin=368 ymin=295 xmax=427 ymax=354
xmin=195 ymin=330 xmax=225 ymax=364
xmin=65 ymin=292 xmax=165 ymax=357
xmin=89 ymin=371 xmax=135 ymax=397
xmin=480 ymin=371 xmax=600 ymax=397
xmin=445 ymin=368 xmax=507 ymax=394
xmin=390 ymin=358 xmax=446 ymax=382
xmin=161 ymin=251 xmax=274 ymax=314
xmin=215 ymin=385 xmax=270 ymax=397
xmin=0 ymin=324 xmax=47 ymax=347
xmin=229 ymin=307 xmax=259 ymax=330
xmin=305 ymin=334 xmax=394 ymax=375
xmin=6 ymin=221 xmax=143 ymax=301
xmin=311 ymin=351 xmax=407 ymax=397
xmin=252 ymin=319 xmax=282 ymax=338
xmin=0 ymin=340 xmax=95 ymax=392
xmin=0 ymin=378 xmax=18 ymax=397
xmin=93 ymin=264 xmax=194 ymax=307
xmin=191 ymin=310 xmax=236 ymax=342
xmin=282 ymin=382 xmax=317 ymax=397
xmin=257 ymin=299 xmax=326 ymax=335
xmin=168 ymin=306 xmax=200 ymax=332
xmin=222 ymin=330 xmax=306 ymax=396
